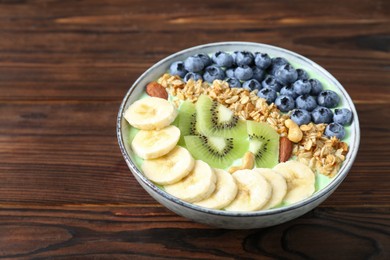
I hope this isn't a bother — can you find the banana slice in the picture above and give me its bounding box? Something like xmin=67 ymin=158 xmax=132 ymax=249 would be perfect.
xmin=273 ymin=161 xmax=315 ymax=204
xmin=124 ymin=97 xmax=177 ymax=130
xmin=254 ymin=168 xmax=287 ymax=209
xmin=194 ymin=169 xmax=238 ymax=210
xmin=224 ymin=169 xmax=272 ymax=212
xmin=131 ymin=125 xmax=180 ymax=159
xmin=141 ymin=146 xmax=195 ymax=185
xmin=164 ymin=160 xmax=217 ymax=203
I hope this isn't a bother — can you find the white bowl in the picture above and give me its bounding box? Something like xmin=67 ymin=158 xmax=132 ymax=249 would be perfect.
xmin=117 ymin=42 xmax=360 ymax=229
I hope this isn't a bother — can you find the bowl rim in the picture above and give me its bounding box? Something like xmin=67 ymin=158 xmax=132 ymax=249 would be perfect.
xmin=117 ymin=41 xmax=360 ymax=217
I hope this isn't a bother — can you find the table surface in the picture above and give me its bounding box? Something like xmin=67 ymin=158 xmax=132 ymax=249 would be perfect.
xmin=1 ymin=0 xmax=389 ymax=259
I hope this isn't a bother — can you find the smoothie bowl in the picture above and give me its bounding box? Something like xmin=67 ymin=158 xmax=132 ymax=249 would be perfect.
xmin=117 ymin=42 xmax=360 ymax=229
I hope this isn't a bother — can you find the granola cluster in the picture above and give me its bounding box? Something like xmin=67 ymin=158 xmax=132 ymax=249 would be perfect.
xmin=157 ymin=73 xmax=349 ymax=177
xmin=294 ymin=123 xmax=349 ymax=177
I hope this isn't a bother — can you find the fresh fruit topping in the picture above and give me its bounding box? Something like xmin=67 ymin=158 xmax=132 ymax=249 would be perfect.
xmin=234 ymin=51 xmax=254 ymax=66
xmin=228 ymin=151 xmax=255 ymax=173
xmin=131 ymin=125 xmax=180 ymax=159
xmin=285 ymin=119 xmax=303 ymax=143
xmin=296 ymin=68 xmax=309 ymax=80
xmin=234 ymin=65 xmax=253 ymax=81
xmin=224 ymin=169 xmax=272 ymax=211
xmin=124 ymin=97 xmax=177 ymax=130
xmin=184 ymin=135 xmax=249 ymax=169
xmin=169 ymin=61 xmax=187 ymax=78
xmin=184 ymin=72 xmax=203 ymax=82
xmin=242 ymin=79 xmax=262 ymax=91
xmin=275 ymin=64 xmax=298 ymax=85
xmin=309 ymin=79 xmax=324 ymax=96
xmin=311 ymin=106 xmax=333 ymax=124
xmin=164 ymin=160 xmax=217 ymax=203
xmin=261 ymin=74 xmax=282 ymax=92
xmin=293 ymin=79 xmax=312 ymax=96
xmin=184 ymin=55 xmax=205 ymax=73
xmin=254 ymin=168 xmax=288 ymax=209
xmin=195 ymin=53 xmax=212 ymax=67
xmin=290 ymin=109 xmax=311 ymax=126
xmin=247 ymin=121 xmax=279 ymax=168
xmin=254 ymin=52 xmax=272 ymax=69
xmin=280 ymin=85 xmax=298 ymax=99
xmin=225 ymin=68 xmax=235 ymax=78
xmin=141 ymin=146 xmax=195 ymax=185
xmin=325 ymin=122 xmax=346 ymax=139
xmin=203 ymin=65 xmax=225 ymax=83
xmin=268 ymin=57 xmax=289 ymax=75
xmin=212 ymin=51 xmax=234 ymax=67
xmin=295 ymin=94 xmax=317 ymax=112
xmin=257 ymin=87 xmax=277 ymax=104
xmin=273 ymin=161 xmax=315 ymax=204
xmin=333 ymin=108 xmax=353 ymax=126
xmin=145 ymin=82 xmax=168 ymax=100
xmin=194 ymin=169 xmax=238 ymax=209
xmin=251 ymin=66 xmax=266 ymax=82
xmin=196 ymin=95 xmax=247 ymax=138
xmin=176 ymin=101 xmax=198 ymax=145
xmin=226 ymin=77 xmax=242 ymax=88
xmin=279 ymin=136 xmax=293 ymax=162
xmin=317 ymin=90 xmax=340 ymax=108
xmin=275 ymin=95 xmax=295 ymax=112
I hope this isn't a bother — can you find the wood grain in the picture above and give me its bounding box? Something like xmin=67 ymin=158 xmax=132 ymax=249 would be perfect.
xmin=0 ymin=0 xmax=389 ymax=259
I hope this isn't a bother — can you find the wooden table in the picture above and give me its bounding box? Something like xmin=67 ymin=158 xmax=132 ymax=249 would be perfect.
xmin=1 ymin=0 xmax=389 ymax=259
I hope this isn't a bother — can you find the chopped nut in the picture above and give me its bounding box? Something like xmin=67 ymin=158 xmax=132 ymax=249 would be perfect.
xmin=228 ymin=152 xmax=255 ymax=173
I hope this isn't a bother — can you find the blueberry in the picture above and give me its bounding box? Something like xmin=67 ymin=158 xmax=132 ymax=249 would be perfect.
xmin=234 ymin=65 xmax=253 ymax=81
xmin=291 ymin=109 xmax=311 ymax=126
xmin=254 ymin=52 xmax=272 ymax=69
xmin=235 ymin=51 xmax=254 ymax=66
xmin=225 ymin=68 xmax=235 ymax=78
xmin=226 ymin=77 xmax=242 ymax=88
xmin=275 ymin=64 xmax=298 ymax=85
xmin=325 ymin=123 xmax=345 ymax=140
xmin=275 ymin=95 xmax=295 ymax=112
xmin=242 ymin=79 xmax=262 ymax=91
xmin=184 ymin=72 xmax=203 ymax=82
xmin=268 ymin=57 xmax=289 ymax=75
xmin=169 ymin=61 xmax=188 ymax=78
xmin=257 ymin=87 xmax=277 ymax=104
xmin=295 ymin=95 xmax=317 ymax=112
xmin=309 ymin=79 xmax=323 ymax=96
xmin=184 ymin=55 xmax=205 ymax=73
xmin=262 ymin=75 xmax=282 ymax=92
xmin=296 ymin=69 xmax=309 ymax=80
xmin=251 ymin=66 xmax=265 ymax=82
xmin=311 ymin=106 xmax=333 ymax=124
xmin=280 ymin=85 xmax=298 ymax=99
xmin=212 ymin=51 xmax=234 ymax=67
xmin=317 ymin=90 xmax=340 ymax=108
xmin=293 ymin=79 xmax=312 ymax=96
xmin=195 ymin=53 xmax=212 ymax=67
xmin=203 ymin=65 xmax=225 ymax=83
xmin=333 ymin=108 xmax=353 ymax=126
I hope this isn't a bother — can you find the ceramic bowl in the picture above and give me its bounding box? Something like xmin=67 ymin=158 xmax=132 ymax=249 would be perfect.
xmin=116 ymin=42 xmax=360 ymax=229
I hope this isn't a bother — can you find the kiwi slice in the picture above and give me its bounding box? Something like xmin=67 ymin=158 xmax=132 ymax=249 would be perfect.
xmin=184 ymin=135 xmax=249 ymax=169
xmin=175 ymin=101 xmax=199 ymax=146
xmin=196 ymin=94 xmax=247 ymax=138
xmin=178 ymin=101 xmax=199 ymax=136
xmin=247 ymin=121 xmax=279 ymax=168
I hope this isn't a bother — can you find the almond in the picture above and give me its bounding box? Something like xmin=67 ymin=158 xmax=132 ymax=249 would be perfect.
xmin=145 ymin=82 xmax=168 ymax=100
xmin=279 ymin=136 xmax=293 ymax=162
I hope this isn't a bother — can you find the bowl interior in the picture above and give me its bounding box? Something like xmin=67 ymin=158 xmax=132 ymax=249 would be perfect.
xmin=117 ymin=41 xmax=360 ymax=217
